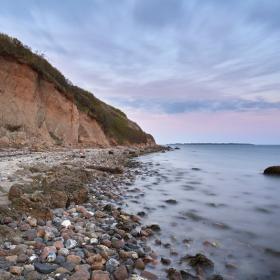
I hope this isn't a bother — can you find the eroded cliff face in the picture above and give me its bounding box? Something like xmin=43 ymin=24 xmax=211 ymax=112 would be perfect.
xmin=0 ymin=57 xmax=150 ymax=148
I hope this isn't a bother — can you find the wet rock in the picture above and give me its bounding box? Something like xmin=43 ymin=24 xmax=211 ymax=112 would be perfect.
xmin=264 ymin=166 xmax=280 ymax=176
xmin=165 ymin=199 xmax=178 ymax=205
xmin=34 ymin=262 xmax=58 ymax=274
xmin=161 ymin=257 xmax=171 ymax=265
xmin=135 ymin=258 xmax=145 ymax=270
xmin=185 ymin=253 xmax=214 ymax=270
xmin=137 ymin=211 xmax=146 ymax=217
xmin=208 ymin=275 xmax=224 ymax=280
xmin=148 ymin=224 xmax=161 ymax=232
xmin=225 ymin=262 xmax=237 ymax=270
xmin=167 ymin=268 xmax=182 ymax=280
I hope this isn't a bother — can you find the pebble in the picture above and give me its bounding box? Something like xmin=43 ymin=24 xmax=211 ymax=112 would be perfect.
xmin=58 ymin=248 xmax=69 ymax=256
xmin=106 ymin=258 xmax=120 ymax=273
xmin=134 ymin=258 xmax=145 ymax=270
xmin=61 ymin=220 xmax=71 ymax=228
xmin=114 ymin=265 xmax=129 ymax=280
xmin=67 ymin=254 xmax=81 ymax=265
xmin=47 ymin=252 xmax=57 ymax=262
xmin=10 ymin=266 xmax=23 ymax=275
xmin=27 ymin=217 xmax=37 ymax=227
xmin=34 ymin=263 xmax=58 ymax=274
xmin=65 ymin=239 xmax=77 ymax=249
xmin=91 ymin=270 xmax=110 ymax=280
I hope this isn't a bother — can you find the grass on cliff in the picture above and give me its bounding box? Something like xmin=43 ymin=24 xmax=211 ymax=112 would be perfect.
xmin=0 ymin=33 xmax=151 ymax=144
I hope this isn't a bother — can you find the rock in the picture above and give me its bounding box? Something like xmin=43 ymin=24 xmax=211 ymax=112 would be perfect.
xmin=17 ymin=253 xmax=28 ymax=263
xmin=10 ymin=266 xmax=23 ymax=275
xmin=0 ymin=259 xmax=13 ymax=270
xmin=134 ymin=258 xmax=145 ymax=270
xmin=27 ymin=216 xmax=37 ymax=227
xmin=111 ymin=238 xmax=125 ymax=249
xmin=114 ymin=265 xmax=129 ymax=280
xmin=129 ymin=275 xmax=147 ymax=280
xmin=167 ymin=268 xmax=183 ymax=280
xmin=29 ymin=254 xmax=38 ymax=263
xmin=25 ymin=270 xmax=42 ymax=280
xmin=264 ymin=166 xmax=280 ymax=176
xmin=137 ymin=211 xmax=146 ymax=217
xmin=209 ymin=275 xmax=224 ymax=280
xmin=61 ymin=261 xmax=76 ymax=272
xmin=91 ymin=270 xmax=110 ymax=280
xmin=0 ymin=225 xmax=19 ymax=243
xmin=185 ymin=253 xmax=214 ymax=270
xmin=34 ymin=262 xmax=58 ymax=274
xmin=54 ymin=255 xmax=66 ymax=265
xmin=65 ymin=239 xmax=77 ymax=249
xmin=61 ymin=219 xmax=71 ymax=228
xmin=161 ymin=257 xmax=171 ymax=265
xmin=47 ymin=252 xmax=57 ymax=262
xmin=41 ymin=246 xmax=57 ymax=260
xmin=23 ymin=264 xmax=35 ymax=272
xmin=67 ymin=254 xmax=81 ymax=265
xmin=0 ymin=269 xmax=12 ymax=280
xmin=5 ymin=255 xmax=18 ymax=263
xmin=69 ymin=270 xmax=90 ymax=280
xmin=148 ymin=224 xmax=161 ymax=231
xmin=54 ymin=240 xmax=64 ymax=250
xmin=55 ymin=266 xmax=70 ymax=274
xmin=141 ymin=271 xmax=158 ymax=280
xmin=165 ymin=199 xmax=178 ymax=205
xmin=58 ymin=248 xmax=69 ymax=256
xmin=106 ymin=258 xmax=120 ymax=273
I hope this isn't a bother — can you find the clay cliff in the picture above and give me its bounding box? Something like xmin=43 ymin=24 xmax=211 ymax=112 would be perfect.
xmin=0 ymin=34 xmax=155 ymax=148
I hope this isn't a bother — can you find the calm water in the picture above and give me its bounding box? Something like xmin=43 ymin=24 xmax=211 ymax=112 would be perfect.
xmin=124 ymin=144 xmax=280 ymax=279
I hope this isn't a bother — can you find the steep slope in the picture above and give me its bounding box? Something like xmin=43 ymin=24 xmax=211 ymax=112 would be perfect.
xmin=0 ymin=34 xmax=155 ymax=148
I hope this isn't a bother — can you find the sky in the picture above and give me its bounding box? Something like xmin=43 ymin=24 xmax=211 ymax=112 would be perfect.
xmin=0 ymin=0 xmax=279 ymax=144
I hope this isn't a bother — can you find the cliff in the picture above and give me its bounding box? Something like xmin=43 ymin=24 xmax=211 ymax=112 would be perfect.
xmin=0 ymin=34 xmax=155 ymax=148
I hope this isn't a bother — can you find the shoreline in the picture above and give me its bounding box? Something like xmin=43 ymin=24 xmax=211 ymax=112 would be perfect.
xmin=0 ymin=145 xmax=172 ymax=280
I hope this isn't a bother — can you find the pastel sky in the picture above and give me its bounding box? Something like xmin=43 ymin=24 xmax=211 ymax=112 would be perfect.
xmin=1 ymin=0 xmax=280 ymax=144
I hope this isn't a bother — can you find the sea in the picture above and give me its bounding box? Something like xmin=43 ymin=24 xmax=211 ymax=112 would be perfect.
xmin=124 ymin=144 xmax=280 ymax=279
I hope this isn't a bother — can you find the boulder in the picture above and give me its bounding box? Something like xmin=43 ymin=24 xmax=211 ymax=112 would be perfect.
xmin=264 ymin=166 xmax=280 ymax=176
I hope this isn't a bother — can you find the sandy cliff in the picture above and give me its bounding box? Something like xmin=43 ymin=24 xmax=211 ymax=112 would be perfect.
xmin=0 ymin=35 xmax=155 ymax=148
